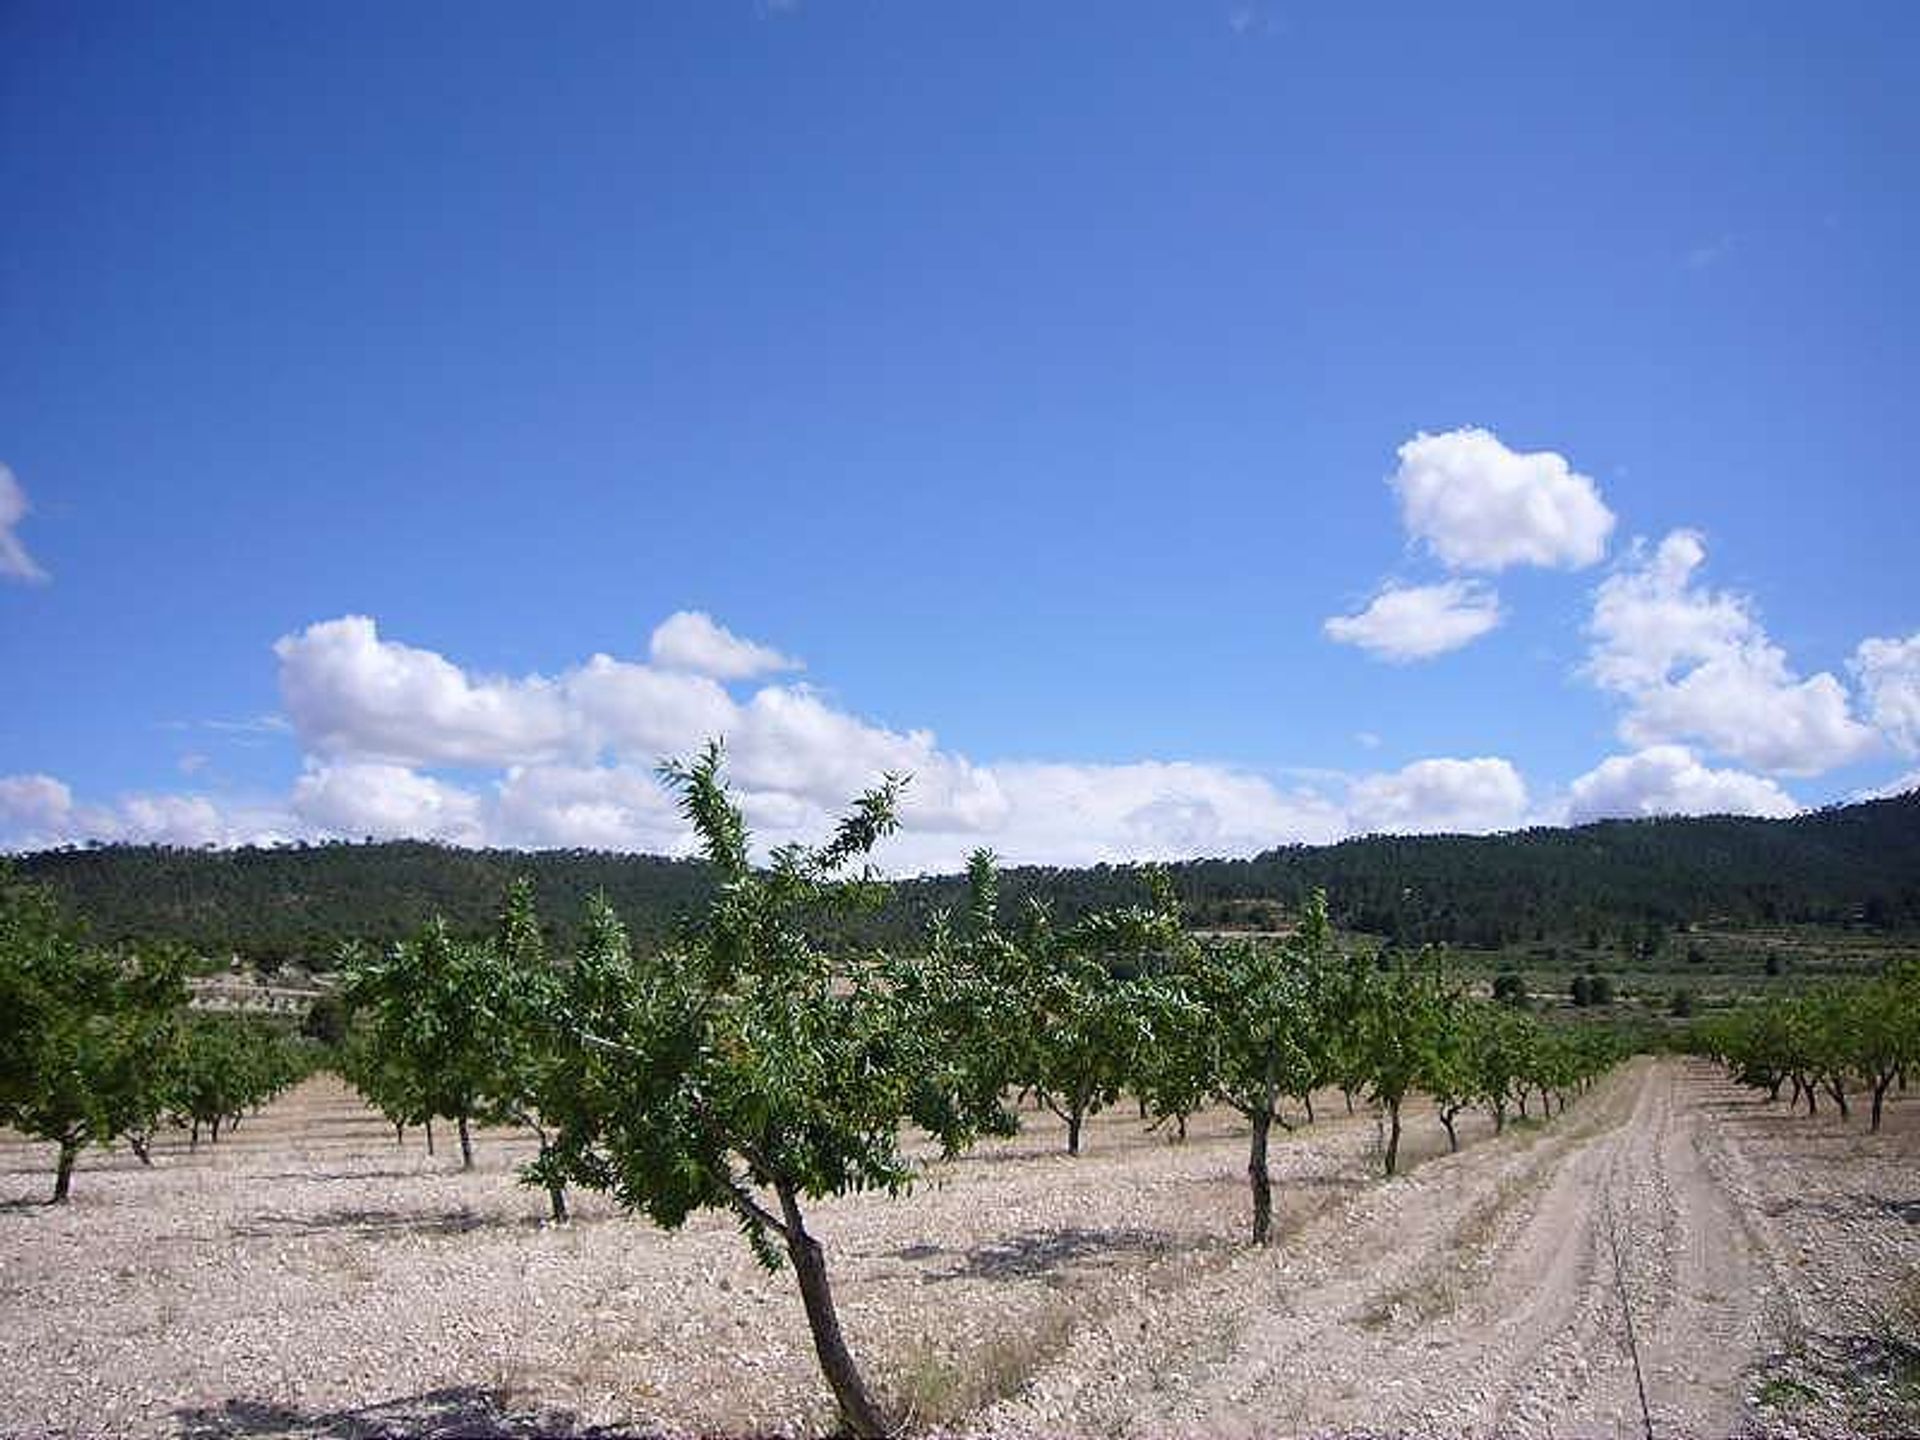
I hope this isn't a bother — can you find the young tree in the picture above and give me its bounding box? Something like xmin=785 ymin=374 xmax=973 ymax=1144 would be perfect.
xmin=341 ymin=917 xmax=503 ymax=1168
xmin=169 ymin=1016 xmax=311 ymax=1148
xmin=1358 ymin=946 xmax=1454 ymax=1176
xmin=1015 ymin=908 xmax=1158 ymax=1157
xmin=550 ymin=743 xmax=1010 ymax=1437
xmin=1183 ymin=894 xmax=1334 ymax=1243
xmin=0 ymin=871 xmax=186 ymax=1202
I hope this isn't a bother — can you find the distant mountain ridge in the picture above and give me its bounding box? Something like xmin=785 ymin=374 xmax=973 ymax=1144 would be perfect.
xmin=14 ymin=789 xmax=1920 ymax=961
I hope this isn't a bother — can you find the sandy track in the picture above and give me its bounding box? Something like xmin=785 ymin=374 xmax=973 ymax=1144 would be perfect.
xmin=2 ymin=1061 xmax=1914 ymax=1438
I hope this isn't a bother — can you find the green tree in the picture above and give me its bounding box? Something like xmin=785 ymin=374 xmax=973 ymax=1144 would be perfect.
xmin=0 ymin=871 xmax=186 ymax=1202
xmin=340 ymin=917 xmax=504 ymax=1169
xmin=1358 ymin=947 xmax=1454 ymax=1175
xmin=1183 ymin=895 xmax=1334 ymax=1243
xmin=550 ymin=744 xmax=1009 ymax=1437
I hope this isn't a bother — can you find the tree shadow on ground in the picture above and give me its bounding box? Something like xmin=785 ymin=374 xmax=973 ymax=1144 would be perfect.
xmin=175 ymin=1385 xmax=670 ymax=1439
xmin=1760 ymin=1193 xmax=1920 ymax=1225
xmin=886 ymin=1225 xmax=1219 ymax=1287
xmin=228 ymin=1206 xmax=534 ymax=1240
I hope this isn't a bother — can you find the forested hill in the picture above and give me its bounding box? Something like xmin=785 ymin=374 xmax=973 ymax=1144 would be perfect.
xmin=13 ymin=789 xmax=1920 ymax=962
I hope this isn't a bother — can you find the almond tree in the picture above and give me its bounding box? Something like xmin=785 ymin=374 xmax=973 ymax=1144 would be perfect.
xmin=550 ymin=744 xmax=1010 ymax=1437
xmin=1357 ymin=945 xmax=1454 ymax=1176
xmin=0 ymin=870 xmax=185 ymax=1203
xmin=340 ymin=916 xmax=502 ymax=1169
xmin=1183 ymin=893 xmax=1334 ymax=1243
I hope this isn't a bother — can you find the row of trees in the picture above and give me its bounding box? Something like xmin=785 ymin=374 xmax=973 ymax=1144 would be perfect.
xmin=0 ymin=869 xmax=314 ymax=1200
xmin=330 ymin=746 xmax=1624 ymax=1436
xmin=1691 ymin=963 xmax=1918 ymax=1131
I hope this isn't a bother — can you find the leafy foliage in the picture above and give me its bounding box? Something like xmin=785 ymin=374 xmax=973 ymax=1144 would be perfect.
xmin=0 ymin=868 xmax=187 ymax=1201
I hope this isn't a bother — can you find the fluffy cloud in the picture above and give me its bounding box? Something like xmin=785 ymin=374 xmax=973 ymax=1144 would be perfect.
xmin=1391 ymin=428 xmax=1615 ymax=572
xmin=1853 ymin=633 xmax=1920 ymax=756
xmin=0 ymin=774 xmax=75 ymax=838
xmin=649 ymin=611 xmax=802 ymax=680
xmin=0 ymin=772 xmax=291 ymax=848
xmin=1323 ymin=580 xmax=1502 ymax=662
xmin=1345 ymin=757 xmax=1530 ymax=836
xmin=492 ymin=764 xmax=690 ymax=853
xmin=276 ymin=617 xmax=580 ymax=766
xmin=1565 ymin=746 xmax=1799 ymax=824
xmin=0 ymin=464 xmax=50 ymax=584
xmin=43 ymin=607 xmax=1856 ymax=870
xmin=894 ymin=760 xmax=1350 ymax=871
xmin=291 ymin=762 xmax=486 ymax=844
xmin=1585 ymin=532 xmax=1879 ymax=776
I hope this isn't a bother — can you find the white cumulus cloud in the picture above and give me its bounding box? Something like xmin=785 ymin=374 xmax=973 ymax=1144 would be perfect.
xmin=1565 ymin=746 xmax=1799 ymax=824
xmin=1584 ymin=532 xmax=1879 ymax=776
xmin=1391 ymin=428 xmax=1615 ymax=572
xmin=0 ymin=773 xmax=293 ymax=849
xmin=0 ymin=774 xmax=75 ymax=839
xmin=1324 ymin=579 xmax=1503 ymax=662
xmin=1345 ymin=757 xmax=1530 ymax=836
xmin=291 ymin=761 xmax=486 ymax=844
xmin=0 ymin=464 xmax=50 ymax=584
xmin=649 ymin=610 xmax=801 ymax=680
xmin=276 ymin=617 xmax=581 ymax=767
xmin=1853 ymin=632 xmax=1920 ymax=756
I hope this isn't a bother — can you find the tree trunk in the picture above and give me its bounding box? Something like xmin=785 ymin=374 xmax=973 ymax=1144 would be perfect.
xmin=1872 ymin=1073 xmax=1893 ymax=1132
xmin=52 ymin=1137 xmax=79 ymax=1204
xmin=548 ymin=1182 xmax=568 ymax=1223
xmin=1248 ymin=1107 xmax=1275 ymax=1245
xmin=1517 ymin=1091 xmax=1529 ymax=1120
xmin=190 ymin=1118 xmax=200 ymax=1151
xmin=426 ymin=1117 xmax=436 ymax=1156
xmin=1066 ymin=1109 xmax=1083 ymax=1157
xmin=1826 ymin=1077 xmax=1850 ymax=1122
xmin=130 ymin=1134 xmax=152 ymax=1166
xmin=1492 ymin=1100 xmax=1507 ymax=1135
xmin=210 ymin=1115 xmax=222 ymax=1144
xmin=1175 ymin=1113 xmax=1188 ymax=1144
xmin=1384 ymin=1097 xmax=1403 ymax=1176
xmin=775 ymin=1180 xmax=889 ymax=1438
xmin=458 ymin=1114 xmax=474 ymax=1170
xmin=394 ymin=1120 xmax=405 ymax=1146
xmin=1441 ymin=1107 xmax=1459 ymax=1153
xmin=1303 ymin=1092 xmax=1315 ymax=1126
xmin=1343 ymin=1087 xmax=1356 ymax=1116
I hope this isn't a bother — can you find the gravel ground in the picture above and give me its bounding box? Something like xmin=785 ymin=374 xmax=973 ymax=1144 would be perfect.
xmin=2 ymin=1060 xmax=1913 ymax=1439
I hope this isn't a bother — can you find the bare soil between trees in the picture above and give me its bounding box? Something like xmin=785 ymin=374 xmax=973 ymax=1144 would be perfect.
xmin=3 ymin=1057 xmax=1915 ymax=1439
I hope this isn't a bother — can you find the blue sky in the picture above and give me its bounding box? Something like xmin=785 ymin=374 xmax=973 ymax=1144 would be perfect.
xmin=3 ymin=2 xmax=1916 ymax=871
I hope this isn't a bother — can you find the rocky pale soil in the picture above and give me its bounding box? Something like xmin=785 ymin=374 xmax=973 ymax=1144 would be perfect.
xmin=2 ymin=1058 xmax=1915 ymax=1438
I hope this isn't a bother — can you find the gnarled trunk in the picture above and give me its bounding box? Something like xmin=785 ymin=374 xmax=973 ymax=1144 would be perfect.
xmin=1248 ymin=1106 xmax=1275 ymax=1245
xmin=775 ymin=1180 xmax=889 ymax=1438
xmin=52 ymin=1136 xmax=79 ymax=1204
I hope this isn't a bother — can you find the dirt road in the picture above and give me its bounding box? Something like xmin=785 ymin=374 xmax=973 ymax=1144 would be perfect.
xmin=2 ymin=1058 xmax=1913 ymax=1438
xmin=973 ymin=1058 xmax=1793 ymax=1438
